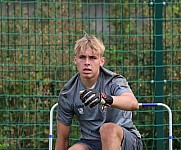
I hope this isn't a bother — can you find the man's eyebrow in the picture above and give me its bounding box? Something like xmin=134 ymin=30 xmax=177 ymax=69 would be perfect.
xmin=89 ymin=55 xmax=97 ymax=58
xmin=79 ymin=55 xmax=85 ymax=57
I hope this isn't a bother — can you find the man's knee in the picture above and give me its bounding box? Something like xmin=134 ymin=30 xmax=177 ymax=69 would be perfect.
xmin=99 ymin=123 xmax=124 ymax=141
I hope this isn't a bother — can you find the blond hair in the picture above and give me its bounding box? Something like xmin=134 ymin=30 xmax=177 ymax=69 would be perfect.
xmin=74 ymin=36 xmax=105 ymax=56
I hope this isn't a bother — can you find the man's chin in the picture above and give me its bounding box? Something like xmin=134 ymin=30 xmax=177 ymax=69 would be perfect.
xmin=81 ymin=74 xmax=92 ymax=79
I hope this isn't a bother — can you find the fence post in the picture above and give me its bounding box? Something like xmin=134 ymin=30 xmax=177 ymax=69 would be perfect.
xmin=153 ymin=0 xmax=164 ymax=149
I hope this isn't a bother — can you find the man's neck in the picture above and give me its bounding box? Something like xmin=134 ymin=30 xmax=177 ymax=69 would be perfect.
xmin=80 ymin=77 xmax=98 ymax=89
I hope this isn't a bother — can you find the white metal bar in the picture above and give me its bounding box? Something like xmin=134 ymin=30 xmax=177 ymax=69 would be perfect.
xmin=49 ymin=103 xmax=173 ymax=150
xmin=139 ymin=103 xmax=173 ymax=150
xmin=49 ymin=103 xmax=58 ymax=150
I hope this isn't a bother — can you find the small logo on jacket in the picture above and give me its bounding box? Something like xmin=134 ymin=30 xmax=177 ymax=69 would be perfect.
xmin=76 ymin=104 xmax=84 ymax=114
xmin=100 ymin=105 xmax=107 ymax=113
xmin=78 ymin=108 xmax=84 ymax=114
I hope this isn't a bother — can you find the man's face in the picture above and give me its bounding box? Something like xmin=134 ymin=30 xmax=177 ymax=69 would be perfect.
xmin=74 ymin=46 xmax=105 ymax=80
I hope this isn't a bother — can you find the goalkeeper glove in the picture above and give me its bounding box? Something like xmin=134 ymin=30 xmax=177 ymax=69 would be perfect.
xmin=80 ymin=89 xmax=113 ymax=108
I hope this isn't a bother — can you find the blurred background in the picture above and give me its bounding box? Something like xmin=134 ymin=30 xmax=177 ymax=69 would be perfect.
xmin=0 ymin=0 xmax=180 ymax=149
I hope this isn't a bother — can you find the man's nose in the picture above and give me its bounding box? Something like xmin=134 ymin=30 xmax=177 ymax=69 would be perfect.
xmin=85 ymin=58 xmax=90 ymax=65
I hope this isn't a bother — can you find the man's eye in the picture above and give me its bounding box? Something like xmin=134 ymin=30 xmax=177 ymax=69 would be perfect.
xmin=90 ymin=56 xmax=97 ymax=60
xmin=79 ymin=56 xmax=85 ymax=59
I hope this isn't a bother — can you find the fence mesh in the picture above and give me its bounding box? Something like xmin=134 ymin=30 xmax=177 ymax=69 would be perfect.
xmin=0 ymin=0 xmax=180 ymax=150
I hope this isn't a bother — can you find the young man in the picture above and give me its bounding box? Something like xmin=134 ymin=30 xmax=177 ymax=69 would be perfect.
xmin=55 ymin=35 xmax=143 ymax=150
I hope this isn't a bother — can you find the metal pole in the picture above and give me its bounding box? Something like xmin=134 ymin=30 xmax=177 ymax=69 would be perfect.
xmin=49 ymin=103 xmax=58 ymax=150
xmin=153 ymin=0 xmax=164 ymax=148
xmin=49 ymin=103 xmax=173 ymax=150
xmin=139 ymin=103 xmax=173 ymax=150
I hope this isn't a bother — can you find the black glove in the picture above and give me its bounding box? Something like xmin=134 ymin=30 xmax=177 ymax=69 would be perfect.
xmin=80 ymin=89 xmax=113 ymax=108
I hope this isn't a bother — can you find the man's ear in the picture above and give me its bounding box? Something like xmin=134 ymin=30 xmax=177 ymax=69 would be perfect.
xmin=74 ymin=56 xmax=77 ymax=65
xmin=100 ymin=57 xmax=105 ymax=66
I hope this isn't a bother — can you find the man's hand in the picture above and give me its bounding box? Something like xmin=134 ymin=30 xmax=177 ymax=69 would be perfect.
xmin=80 ymin=89 xmax=113 ymax=108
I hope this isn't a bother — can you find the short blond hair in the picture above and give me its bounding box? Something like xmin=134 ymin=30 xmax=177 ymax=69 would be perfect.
xmin=74 ymin=36 xmax=105 ymax=56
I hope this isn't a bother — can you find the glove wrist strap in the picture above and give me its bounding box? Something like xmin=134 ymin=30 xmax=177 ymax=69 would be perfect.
xmin=101 ymin=93 xmax=113 ymax=106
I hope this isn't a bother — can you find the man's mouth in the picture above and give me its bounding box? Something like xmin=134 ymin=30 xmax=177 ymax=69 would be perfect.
xmin=83 ymin=68 xmax=92 ymax=73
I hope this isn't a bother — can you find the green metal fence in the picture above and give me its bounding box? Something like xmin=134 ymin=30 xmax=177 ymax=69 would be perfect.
xmin=0 ymin=0 xmax=180 ymax=149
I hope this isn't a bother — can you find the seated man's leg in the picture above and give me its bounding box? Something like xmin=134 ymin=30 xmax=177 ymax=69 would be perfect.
xmin=68 ymin=143 xmax=89 ymax=150
xmin=121 ymin=127 xmax=143 ymax=150
xmin=99 ymin=123 xmax=143 ymax=150
xmin=99 ymin=123 xmax=123 ymax=150
xmin=69 ymin=139 xmax=102 ymax=150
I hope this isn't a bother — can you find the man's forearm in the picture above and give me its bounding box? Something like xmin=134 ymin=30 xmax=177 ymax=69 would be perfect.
xmin=55 ymin=138 xmax=69 ymax=150
xmin=111 ymin=93 xmax=139 ymax=110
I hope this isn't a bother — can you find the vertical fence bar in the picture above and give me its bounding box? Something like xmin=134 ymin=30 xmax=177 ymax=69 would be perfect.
xmin=153 ymin=0 xmax=164 ymax=149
